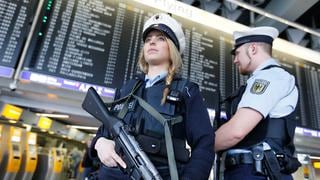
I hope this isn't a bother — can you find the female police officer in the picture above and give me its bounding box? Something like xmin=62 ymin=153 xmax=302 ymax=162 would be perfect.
xmin=89 ymin=13 xmax=215 ymax=180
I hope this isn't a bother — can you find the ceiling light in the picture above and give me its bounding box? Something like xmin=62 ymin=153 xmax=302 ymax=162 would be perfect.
xmin=23 ymin=124 xmax=32 ymax=131
xmin=8 ymin=120 xmax=18 ymax=124
xmin=310 ymin=156 xmax=320 ymax=160
xmin=69 ymin=125 xmax=99 ymax=130
xmin=36 ymin=113 xmax=70 ymax=119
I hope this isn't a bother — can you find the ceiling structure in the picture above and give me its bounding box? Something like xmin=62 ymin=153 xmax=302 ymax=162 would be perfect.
xmin=181 ymin=0 xmax=320 ymax=51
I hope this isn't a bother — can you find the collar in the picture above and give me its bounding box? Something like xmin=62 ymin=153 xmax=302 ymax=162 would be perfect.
xmin=252 ymin=58 xmax=280 ymax=76
xmin=145 ymin=71 xmax=168 ymax=88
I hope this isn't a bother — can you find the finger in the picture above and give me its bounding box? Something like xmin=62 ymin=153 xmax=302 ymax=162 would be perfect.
xmin=108 ymin=160 xmax=118 ymax=167
xmin=102 ymin=158 xmax=117 ymax=167
xmin=112 ymin=153 xmax=127 ymax=169
xmin=98 ymin=151 xmax=113 ymax=166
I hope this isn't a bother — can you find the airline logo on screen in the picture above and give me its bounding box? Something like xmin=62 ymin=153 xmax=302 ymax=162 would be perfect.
xmin=19 ymin=71 xmax=115 ymax=98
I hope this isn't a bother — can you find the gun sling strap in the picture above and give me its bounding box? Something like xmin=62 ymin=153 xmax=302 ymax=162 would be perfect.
xmin=106 ymin=80 xmax=181 ymax=180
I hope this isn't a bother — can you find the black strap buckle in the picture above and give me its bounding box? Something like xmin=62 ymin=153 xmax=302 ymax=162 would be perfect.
xmin=252 ymin=145 xmax=265 ymax=175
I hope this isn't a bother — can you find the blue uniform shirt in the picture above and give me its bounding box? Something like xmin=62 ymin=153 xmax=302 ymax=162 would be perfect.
xmin=237 ymin=58 xmax=298 ymax=118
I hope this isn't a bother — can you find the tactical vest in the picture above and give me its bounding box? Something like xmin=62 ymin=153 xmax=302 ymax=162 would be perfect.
xmin=111 ymin=75 xmax=190 ymax=164
xmin=223 ymin=65 xmax=297 ymax=156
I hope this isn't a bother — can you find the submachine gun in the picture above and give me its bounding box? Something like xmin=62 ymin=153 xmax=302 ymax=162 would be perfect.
xmin=82 ymin=87 xmax=162 ymax=180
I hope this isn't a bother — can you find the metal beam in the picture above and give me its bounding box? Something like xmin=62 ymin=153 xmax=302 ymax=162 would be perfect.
xmin=254 ymin=0 xmax=319 ymax=33
xmin=311 ymin=29 xmax=320 ymax=50
xmin=225 ymin=0 xmax=320 ymax=38
xmin=286 ymin=28 xmax=307 ymax=44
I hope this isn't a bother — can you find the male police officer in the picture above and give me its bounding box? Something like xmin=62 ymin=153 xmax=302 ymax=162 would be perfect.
xmin=215 ymin=26 xmax=300 ymax=180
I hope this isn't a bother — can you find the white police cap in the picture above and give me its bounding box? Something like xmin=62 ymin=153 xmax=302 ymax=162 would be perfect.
xmin=143 ymin=13 xmax=186 ymax=54
xmin=231 ymin=26 xmax=279 ymax=55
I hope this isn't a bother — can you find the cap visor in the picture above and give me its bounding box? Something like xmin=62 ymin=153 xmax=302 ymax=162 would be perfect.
xmin=230 ymin=48 xmax=236 ymax=55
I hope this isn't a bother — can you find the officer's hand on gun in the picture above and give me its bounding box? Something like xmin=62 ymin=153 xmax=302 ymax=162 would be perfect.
xmin=95 ymin=137 xmax=127 ymax=169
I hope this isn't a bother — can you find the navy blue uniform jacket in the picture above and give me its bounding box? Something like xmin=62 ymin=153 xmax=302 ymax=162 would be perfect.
xmin=89 ymin=76 xmax=215 ymax=179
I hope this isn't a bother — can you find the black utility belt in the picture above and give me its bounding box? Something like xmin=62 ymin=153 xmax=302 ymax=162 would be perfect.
xmin=225 ymin=152 xmax=254 ymax=169
xmin=224 ymin=144 xmax=301 ymax=178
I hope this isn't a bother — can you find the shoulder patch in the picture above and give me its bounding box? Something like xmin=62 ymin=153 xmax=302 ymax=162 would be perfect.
xmin=250 ymin=79 xmax=270 ymax=95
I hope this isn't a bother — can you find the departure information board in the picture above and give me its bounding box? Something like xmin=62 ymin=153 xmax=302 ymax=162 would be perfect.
xmin=0 ymin=0 xmax=37 ymax=78
xmin=18 ymin=0 xmax=320 ymax=129
xmin=21 ymin=0 xmax=221 ymax=108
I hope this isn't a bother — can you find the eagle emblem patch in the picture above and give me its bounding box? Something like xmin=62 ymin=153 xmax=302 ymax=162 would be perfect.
xmin=250 ymin=79 xmax=270 ymax=94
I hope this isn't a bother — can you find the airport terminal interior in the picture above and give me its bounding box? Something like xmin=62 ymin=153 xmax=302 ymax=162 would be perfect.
xmin=0 ymin=0 xmax=320 ymax=179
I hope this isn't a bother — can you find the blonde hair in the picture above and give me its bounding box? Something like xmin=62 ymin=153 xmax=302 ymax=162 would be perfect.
xmin=138 ymin=37 xmax=183 ymax=105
